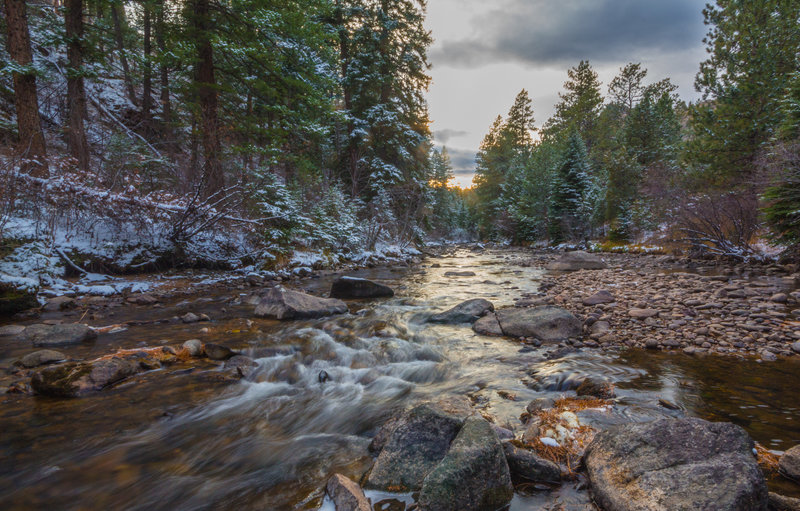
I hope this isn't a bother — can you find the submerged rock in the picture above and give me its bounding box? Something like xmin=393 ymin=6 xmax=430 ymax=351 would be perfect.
xmin=472 ymin=313 xmax=504 ymax=336
xmin=18 ymin=349 xmax=66 ymax=368
xmin=24 ymin=323 xmax=97 ymax=347
xmin=204 ymin=343 xmax=235 ymax=361
xmin=584 ymin=417 xmax=767 ymax=511
xmin=223 ymin=355 xmax=258 ymax=378
xmin=546 ymin=251 xmax=607 ymax=271
xmin=254 ymin=287 xmax=348 ymax=320
xmin=769 ymin=492 xmax=800 ymax=511
xmin=444 ymin=270 xmax=476 ymax=277
xmin=31 ymin=358 xmax=142 ymax=397
xmin=330 ymin=276 xmax=394 ymax=299
xmin=326 ymin=474 xmax=371 ymax=511
xmin=367 ymin=403 xmax=464 ymax=491
xmin=495 ymin=306 xmax=582 ymax=341
xmin=417 ymin=416 xmax=513 ymax=511
xmin=429 ymin=299 xmax=494 ymax=324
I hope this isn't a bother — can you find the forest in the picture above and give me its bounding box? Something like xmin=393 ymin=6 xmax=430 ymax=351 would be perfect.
xmin=1 ymin=0 xmax=799 ymax=293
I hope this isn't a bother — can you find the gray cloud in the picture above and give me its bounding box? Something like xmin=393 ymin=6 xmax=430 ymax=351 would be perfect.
xmin=434 ymin=128 xmax=470 ymax=144
xmin=441 ymin=146 xmax=477 ymax=173
xmin=431 ymin=0 xmax=706 ymax=68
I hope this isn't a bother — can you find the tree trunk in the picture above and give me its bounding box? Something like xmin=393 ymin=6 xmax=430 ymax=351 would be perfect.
xmin=142 ymin=0 xmax=152 ymax=133
xmin=194 ymin=0 xmax=223 ymax=197
xmin=110 ymin=1 xmax=138 ymax=107
xmin=65 ymin=0 xmax=90 ymax=169
xmin=3 ymin=0 xmax=48 ymax=176
xmin=155 ymin=0 xmax=171 ymax=142
xmin=335 ymin=0 xmax=360 ymax=197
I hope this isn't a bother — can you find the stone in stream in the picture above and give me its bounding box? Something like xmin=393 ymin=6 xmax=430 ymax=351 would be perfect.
xmin=770 ymin=492 xmax=800 ymax=511
xmin=254 ymin=287 xmax=348 ymax=320
xmin=546 ymin=251 xmax=608 ymax=271
xmin=582 ymin=290 xmax=616 ymax=306
xmin=329 ymin=276 xmax=394 ymax=299
xmin=429 ymin=299 xmax=494 ymax=324
xmin=444 ymin=270 xmax=476 ymax=277
xmin=31 ymin=358 xmax=142 ymax=397
xmin=779 ymin=445 xmax=800 ymax=481
xmin=366 ymin=403 xmax=465 ymax=491
xmin=584 ymin=418 xmax=768 ymax=511
xmin=204 ymin=343 xmax=235 ymax=360
xmin=502 ymin=442 xmax=561 ymax=483
xmin=472 ymin=313 xmax=504 ymax=336
xmin=495 ymin=306 xmax=582 ymax=341
xmin=0 ymin=324 xmax=26 ymax=337
xmin=24 ymin=323 xmax=97 ymax=347
xmin=223 ymin=355 xmax=258 ymax=378
xmin=417 ymin=416 xmax=513 ymax=511
xmin=182 ymin=339 xmax=204 ymax=357
xmin=326 ymin=474 xmax=371 ymax=511
xmin=17 ymin=349 xmax=66 ymax=368
xmin=575 ymin=379 xmax=615 ymax=399
xmin=43 ymin=295 xmax=76 ymax=312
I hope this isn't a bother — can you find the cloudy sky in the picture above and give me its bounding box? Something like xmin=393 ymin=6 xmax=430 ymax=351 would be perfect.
xmin=424 ymin=0 xmax=709 ymax=188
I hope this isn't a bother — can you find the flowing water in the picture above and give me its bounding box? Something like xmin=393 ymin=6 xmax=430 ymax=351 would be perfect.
xmin=2 ymin=248 xmax=800 ymax=510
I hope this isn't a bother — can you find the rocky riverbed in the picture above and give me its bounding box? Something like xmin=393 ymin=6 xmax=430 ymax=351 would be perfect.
xmin=1 ymin=246 xmax=800 ymax=510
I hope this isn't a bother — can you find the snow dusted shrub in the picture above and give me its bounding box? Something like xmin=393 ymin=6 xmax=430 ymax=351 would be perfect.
xmin=300 ymin=184 xmax=363 ymax=252
xmin=677 ymin=190 xmax=763 ymax=260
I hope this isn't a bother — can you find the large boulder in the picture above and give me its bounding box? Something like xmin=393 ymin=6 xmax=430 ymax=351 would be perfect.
xmin=330 ymin=276 xmax=394 ymax=299
xmin=584 ymin=418 xmax=768 ymax=511
xmin=254 ymin=287 xmax=348 ymax=320
xmin=31 ymin=358 xmax=142 ymax=397
xmin=495 ymin=306 xmax=581 ymax=341
xmin=546 ymin=251 xmax=608 ymax=271
xmin=326 ymin=474 xmax=371 ymax=511
xmin=472 ymin=313 xmax=504 ymax=336
xmin=0 ymin=282 xmax=38 ymax=315
xmin=366 ymin=404 xmax=464 ymax=491
xmin=24 ymin=323 xmax=97 ymax=347
xmin=417 ymin=416 xmax=513 ymax=511
xmin=429 ymin=299 xmax=494 ymax=324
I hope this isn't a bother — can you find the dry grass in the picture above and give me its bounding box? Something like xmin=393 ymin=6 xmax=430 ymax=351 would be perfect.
xmin=755 ymin=443 xmax=780 ymax=475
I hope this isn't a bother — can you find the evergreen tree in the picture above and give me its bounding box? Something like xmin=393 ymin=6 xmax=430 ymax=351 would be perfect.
xmin=689 ymin=0 xmax=800 ymax=183
xmin=550 ymin=130 xmax=591 ymax=243
xmin=543 ymin=60 xmax=603 ymax=149
xmin=608 ymin=62 xmax=647 ymax=113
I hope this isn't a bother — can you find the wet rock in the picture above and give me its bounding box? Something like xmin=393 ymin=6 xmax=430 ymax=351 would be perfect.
xmin=127 ymin=294 xmax=158 ymax=305
xmin=495 ymin=306 xmax=582 ymax=341
xmin=582 ymin=290 xmax=616 ymax=306
xmin=326 ymin=474 xmax=371 ymax=511
xmin=181 ymin=312 xmax=205 ymax=323
xmin=779 ymin=445 xmax=800 ymax=481
xmin=771 ymin=293 xmax=789 ymax=303
xmin=223 ymin=355 xmax=258 ymax=378
xmin=0 ymin=324 xmax=26 ymax=337
xmin=645 ymin=339 xmax=659 ymax=349
xmin=31 ymin=358 xmax=142 ymax=397
xmin=472 ymin=313 xmax=504 ymax=336
xmin=43 ymin=296 xmax=76 ymax=312
xmin=444 ymin=270 xmax=476 ymax=277
xmin=329 ymin=276 xmax=394 ymax=299
xmin=204 ymin=343 xmax=235 ymax=360
xmin=546 ymin=251 xmax=608 ymax=271
xmin=589 ymin=321 xmax=610 ymax=337
xmin=792 ymin=342 xmax=800 ymax=355
xmin=417 ymin=416 xmax=513 ymax=511
xmin=254 ymin=287 xmax=348 ymax=320
xmin=584 ymin=418 xmax=767 ymax=511
xmin=18 ymin=349 xmax=66 ymax=368
xmin=0 ymin=282 xmax=39 ymax=315
xmin=526 ymin=397 xmax=555 ymax=414
xmin=575 ymin=379 xmax=615 ymax=399
xmin=629 ymin=308 xmax=659 ymax=319
xmin=24 ymin=323 xmax=97 ymax=347
xmin=502 ymin=442 xmax=561 ymax=483
xmin=182 ymin=339 xmax=204 ymax=357
xmin=366 ymin=404 xmax=464 ymax=491
xmin=429 ymin=299 xmax=494 ymax=324
xmin=770 ymin=492 xmax=800 ymax=511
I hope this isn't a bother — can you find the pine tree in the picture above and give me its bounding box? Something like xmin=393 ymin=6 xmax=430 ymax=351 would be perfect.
xmin=608 ymin=62 xmax=647 ymax=113
xmin=543 ymin=60 xmax=603 ymax=149
xmin=550 ymin=130 xmax=591 ymax=243
xmin=502 ymin=89 xmax=535 ymax=148
xmin=689 ymin=0 xmax=800 ymax=183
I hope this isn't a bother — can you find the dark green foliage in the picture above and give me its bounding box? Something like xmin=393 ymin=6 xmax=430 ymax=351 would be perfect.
xmin=550 ymin=130 xmax=591 ymax=243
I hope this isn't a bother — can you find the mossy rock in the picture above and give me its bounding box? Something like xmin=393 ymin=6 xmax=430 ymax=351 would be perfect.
xmin=0 ymin=282 xmax=38 ymax=316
